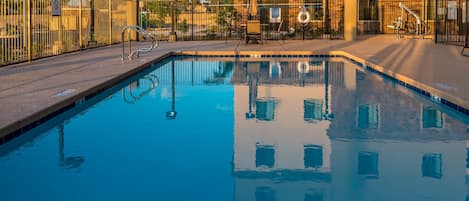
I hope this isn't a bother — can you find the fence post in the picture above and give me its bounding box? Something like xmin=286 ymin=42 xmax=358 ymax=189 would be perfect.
xmin=136 ymin=0 xmax=139 ymax=41
xmin=79 ymin=0 xmax=82 ymax=47
xmin=27 ymin=0 xmax=32 ymax=62
xmin=379 ymin=6 xmax=384 ymax=33
xmin=108 ymin=0 xmax=112 ymax=44
xmin=324 ymin=0 xmax=330 ymax=37
xmin=435 ymin=0 xmax=438 ymax=43
xmin=191 ymin=0 xmax=194 ymax=40
xmin=169 ymin=0 xmax=177 ymax=42
xmin=88 ymin=0 xmax=97 ymax=46
xmin=344 ymin=0 xmax=357 ymax=41
xmin=59 ymin=11 xmax=63 ymax=54
xmin=466 ymin=0 xmax=468 ymax=46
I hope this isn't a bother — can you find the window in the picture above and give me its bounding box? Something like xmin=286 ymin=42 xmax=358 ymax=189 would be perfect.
xmin=359 ymin=0 xmax=378 ymax=20
xmin=256 ymin=144 xmax=275 ymax=168
xmin=255 ymin=187 xmax=276 ymax=201
xmin=304 ymin=145 xmax=323 ymax=168
xmin=358 ymin=151 xmax=379 ymax=178
xmin=270 ymin=8 xmax=281 ymax=23
xmin=304 ymin=99 xmax=324 ymax=122
xmin=422 ymin=153 xmax=442 ymax=179
xmin=357 ymin=104 xmax=379 ymax=129
xmin=256 ymin=98 xmax=276 ymax=121
xmin=422 ymin=106 xmax=443 ymax=128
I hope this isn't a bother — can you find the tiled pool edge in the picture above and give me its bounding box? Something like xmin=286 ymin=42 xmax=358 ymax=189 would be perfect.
xmin=178 ymin=50 xmax=469 ymax=116
xmin=1 ymin=50 xmax=468 ymax=145
xmin=0 ymin=52 xmax=175 ymax=145
xmin=337 ymin=51 xmax=469 ymax=116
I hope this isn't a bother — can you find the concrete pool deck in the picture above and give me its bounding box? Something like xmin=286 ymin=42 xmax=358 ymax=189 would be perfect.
xmin=0 ymin=35 xmax=468 ymax=137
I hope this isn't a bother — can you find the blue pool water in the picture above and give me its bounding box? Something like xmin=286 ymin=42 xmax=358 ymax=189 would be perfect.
xmin=1 ymin=56 xmax=468 ymax=201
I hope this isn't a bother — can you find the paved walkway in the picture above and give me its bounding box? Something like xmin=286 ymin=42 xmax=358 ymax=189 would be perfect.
xmin=0 ymin=35 xmax=468 ymax=136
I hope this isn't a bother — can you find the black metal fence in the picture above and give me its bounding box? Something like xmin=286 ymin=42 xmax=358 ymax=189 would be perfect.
xmin=357 ymin=0 xmax=436 ymax=35
xmin=2 ymin=0 xmax=468 ymax=67
xmin=140 ymin=0 xmax=344 ymax=40
xmin=141 ymin=0 xmax=443 ymax=39
xmin=435 ymin=0 xmax=469 ymax=46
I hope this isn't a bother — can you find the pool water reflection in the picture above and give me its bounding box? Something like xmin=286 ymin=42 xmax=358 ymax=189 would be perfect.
xmin=0 ymin=56 xmax=468 ymax=201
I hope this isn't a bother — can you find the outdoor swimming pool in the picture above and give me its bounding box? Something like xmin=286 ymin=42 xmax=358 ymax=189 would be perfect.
xmin=0 ymin=56 xmax=468 ymax=201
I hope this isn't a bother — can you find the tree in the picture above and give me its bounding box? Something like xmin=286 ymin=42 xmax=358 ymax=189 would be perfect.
xmin=146 ymin=0 xmax=186 ymax=29
xmin=214 ymin=3 xmax=239 ymax=37
xmin=178 ymin=19 xmax=189 ymax=33
xmin=147 ymin=1 xmax=172 ymax=28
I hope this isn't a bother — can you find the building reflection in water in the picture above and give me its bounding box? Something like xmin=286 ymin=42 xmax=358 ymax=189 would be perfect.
xmin=422 ymin=106 xmax=444 ymax=128
xmin=231 ymin=58 xmax=469 ymax=201
xmin=357 ymin=104 xmax=379 ymax=129
xmin=244 ymin=62 xmax=278 ymax=122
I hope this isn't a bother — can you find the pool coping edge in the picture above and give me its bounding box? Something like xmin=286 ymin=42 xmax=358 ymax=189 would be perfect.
xmin=0 ymin=52 xmax=175 ymax=143
xmin=177 ymin=50 xmax=469 ymax=114
xmin=1 ymin=50 xmax=467 ymax=144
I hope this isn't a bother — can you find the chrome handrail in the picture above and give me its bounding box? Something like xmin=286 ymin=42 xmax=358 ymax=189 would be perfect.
xmin=121 ymin=25 xmax=159 ymax=60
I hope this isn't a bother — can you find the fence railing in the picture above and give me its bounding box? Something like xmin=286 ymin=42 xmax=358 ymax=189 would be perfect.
xmin=0 ymin=0 xmax=136 ymax=67
xmin=3 ymin=0 xmax=467 ymax=67
xmin=140 ymin=0 xmax=345 ymax=41
xmin=435 ymin=0 xmax=469 ymax=46
xmin=357 ymin=0 xmax=436 ymax=35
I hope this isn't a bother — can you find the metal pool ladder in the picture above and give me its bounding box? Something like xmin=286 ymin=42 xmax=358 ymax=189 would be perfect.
xmin=121 ymin=25 xmax=159 ymax=60
xmin=122 ymin=74 xmax=159 ymax=104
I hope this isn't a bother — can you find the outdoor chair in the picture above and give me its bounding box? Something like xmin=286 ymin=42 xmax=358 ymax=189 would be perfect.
xmin=245 ymin=20 xmax=262 ymax=44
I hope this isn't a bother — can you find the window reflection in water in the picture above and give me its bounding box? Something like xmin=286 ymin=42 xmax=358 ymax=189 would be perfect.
xmin=357 ymin=104 xmax=379 ymax=129
xmin=256 ymin=98 xmax=276 ymax=121
xmin=304 ymin=145 xmax=323 ymax=168
xmin=304 ymin=99 xmax=324 ymax=122
xmin=422 ymin=153 xmax=442 ymax=179
xmin=358 ymin=151 xmax=379 ymax=179
xmin=256 ymin=144 xmax=275 ymax=168
xmin=422 ymin=106 xmax=444 ymax=128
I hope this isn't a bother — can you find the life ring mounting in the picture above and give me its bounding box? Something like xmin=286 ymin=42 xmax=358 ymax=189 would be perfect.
xmin=297 ymin=7 xmax=310 ymax=24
